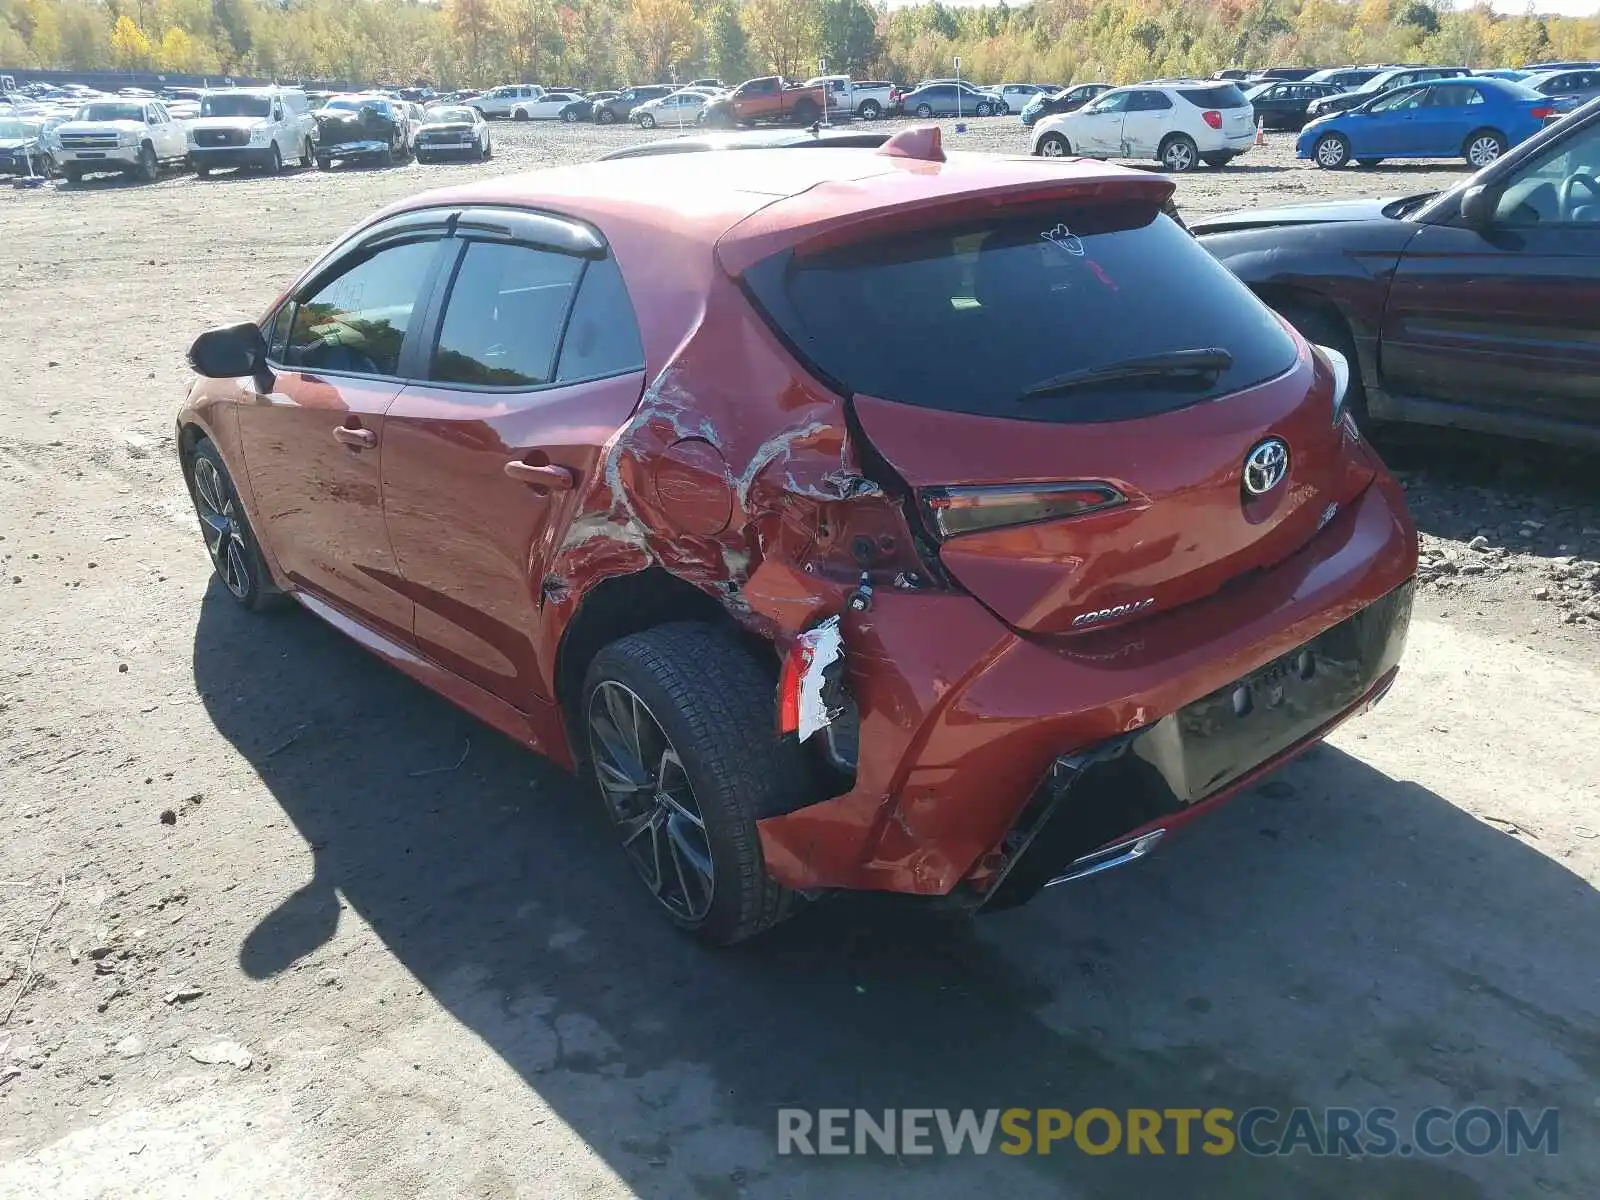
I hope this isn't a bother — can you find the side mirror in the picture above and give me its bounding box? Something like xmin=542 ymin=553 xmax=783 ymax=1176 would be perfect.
xmin=189 ymin=321 xmax=272 ymax=391
xmin=1459 ymin=183 xmax=1495 ymax=230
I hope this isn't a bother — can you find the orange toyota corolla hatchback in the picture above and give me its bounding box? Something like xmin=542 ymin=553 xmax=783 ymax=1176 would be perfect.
xmin=178 ymin=128 xmax=1417 ymax=943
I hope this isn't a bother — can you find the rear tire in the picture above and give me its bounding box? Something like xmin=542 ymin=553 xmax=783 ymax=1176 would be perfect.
xmin=1037 ymin=132 xmax=1071 ymax=157
xmin=915 ymin=103 xmax=933 ymax=119
xmin=638 ymin=112 xmax=656 ymax=129
xmin=194 ymin=164 xmax=210 ymax=179
xmin=858 ymin=99 xmax=881 ymax=120
xmin=134 ymin=143 xmax=158 ymax=182
xmin=316 ymin=156 xmax=332 ymax=170
xmin=582 ymin=623 xmax=808 ymax=945
xmin=562 ymin=108 xmax=580 ymax=123
xmin=1464 ymin=129 xmax=1507 ymax=168
xmin=792 ymin=99 xmax=819 ymax=126
xmin=265 ymin=143 xmax=282 ymax=174
xmin=1159 ymin=133 xmax=1198 ymax=172
xmin=377 ymin=143 xmax=393 ymax=167
xmin=513 ymin=108 xmax=529 ymax=122
xmin=975 ymin=102 xmax=993 ymax=117
xmin=300 ymin=138 xmax=314 ymax=167
xmin=597 ymin=108 xmax=617 ymax=125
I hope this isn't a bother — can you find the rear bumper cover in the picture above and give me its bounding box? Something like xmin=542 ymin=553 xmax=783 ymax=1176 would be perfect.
xmin=755 ymin=470 xmax=1417 ymax=898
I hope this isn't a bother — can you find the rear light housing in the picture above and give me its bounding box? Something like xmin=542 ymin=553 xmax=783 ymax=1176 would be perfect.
xmin=920 ymin=482 xmax=1127 ymax=540
xmin=1316 ymin=344 xmax=1352 ymax=428
xmin=1201 ymin=110 xmax=1223 ymax=130
xmin=1530 ymin=105 xmax=1555 ymax=120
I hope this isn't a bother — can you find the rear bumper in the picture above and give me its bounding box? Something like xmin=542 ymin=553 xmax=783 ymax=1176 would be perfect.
xmin=756 ymin=470 xmax=1417 ymax=899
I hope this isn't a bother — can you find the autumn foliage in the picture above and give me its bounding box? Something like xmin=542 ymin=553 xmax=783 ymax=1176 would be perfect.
xmin=2 ymin=0 xmax=1597 ymax=90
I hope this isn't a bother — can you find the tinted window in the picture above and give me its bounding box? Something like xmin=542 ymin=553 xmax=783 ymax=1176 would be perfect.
xmin=284 ymin=239 xmax=440 ymax=376
xmin=1494 ymin=119 xmax=1600 ymax=226
xmin=744 ymin=205 xmax=1297 ymax=424
xmin=431 ymin=242 xmax=584 ymax=387
xmin=1179 ymin=84 xmax=1247 ymax=107
xmin=1427 ymin=85 xmax=1481 ymax=107
xmin=1129 ymin=90 xmax=1173 ymax=110
xmin=557 ymin=255 xmax=645 ymax=382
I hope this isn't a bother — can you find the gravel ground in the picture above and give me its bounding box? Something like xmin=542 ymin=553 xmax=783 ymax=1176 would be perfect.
xmin=1 ymin=117 xmax=1597 ymax=1200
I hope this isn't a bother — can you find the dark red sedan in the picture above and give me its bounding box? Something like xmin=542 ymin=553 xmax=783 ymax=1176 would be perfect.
xmin=178 ymin=128 xmax=1417 ymax=943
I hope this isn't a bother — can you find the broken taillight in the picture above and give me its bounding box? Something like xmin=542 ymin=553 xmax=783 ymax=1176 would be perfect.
xmin=1201 ymin=110 xmax=1223 ymax=130
xmin=919 ymin=482 xmax=1127 ymax=540
xmin=777 ymin=616 xmax=845 ymax=741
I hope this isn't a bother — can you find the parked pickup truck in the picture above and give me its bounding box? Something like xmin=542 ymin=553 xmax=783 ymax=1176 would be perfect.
xmin=701 ymin=77 xmax=826 ymax=128
xmin=804 ymin=75 xmax=900 ymax=120
xmin=53 ymin=97 xmax=188 ymax=183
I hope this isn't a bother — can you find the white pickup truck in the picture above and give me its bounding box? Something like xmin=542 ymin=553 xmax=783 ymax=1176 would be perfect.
xmin=53 ymin=98 xmax=188 ymax=183
xmin=803 ymin=76 xmax=899 ymax=121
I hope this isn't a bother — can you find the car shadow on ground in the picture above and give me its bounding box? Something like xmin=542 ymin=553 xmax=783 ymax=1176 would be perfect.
xmin=192 ymin=588 xmax=1600 ymax=1198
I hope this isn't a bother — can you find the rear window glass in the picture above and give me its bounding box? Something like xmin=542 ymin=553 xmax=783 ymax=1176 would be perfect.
xmin=743 ymin=206 xmax=1297 ymax=424
xmin=1179 ymin=85 xmax=1248 ymax=108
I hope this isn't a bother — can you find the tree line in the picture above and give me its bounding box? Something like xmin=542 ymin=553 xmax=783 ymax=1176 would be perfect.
xmin=3 ymin=0 xmax=1597 ymax=92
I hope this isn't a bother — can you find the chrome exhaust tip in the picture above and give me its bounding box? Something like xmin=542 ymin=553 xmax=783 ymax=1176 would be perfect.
xmin=1044 ymin=829 xmax=1166 ymax=888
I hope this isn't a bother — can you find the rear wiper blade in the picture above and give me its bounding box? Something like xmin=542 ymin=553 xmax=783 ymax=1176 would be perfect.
xmin=1020 ymin=348 xmax=1234 ymax=400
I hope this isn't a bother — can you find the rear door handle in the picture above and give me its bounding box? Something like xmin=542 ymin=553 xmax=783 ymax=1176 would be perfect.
xmin=504 ymin=461 xmax=576 ymax=492
xmin=333 ymin=425 xmax=376 ymax=449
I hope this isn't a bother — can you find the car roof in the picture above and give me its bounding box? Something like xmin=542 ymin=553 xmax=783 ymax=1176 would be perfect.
xmin=379 ymin=149 xmax=1169 ymax=374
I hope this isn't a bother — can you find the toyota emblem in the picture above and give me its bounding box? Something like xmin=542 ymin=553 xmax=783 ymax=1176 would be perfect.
xmin=1243 ymin=438 xmax=1289 ymax=496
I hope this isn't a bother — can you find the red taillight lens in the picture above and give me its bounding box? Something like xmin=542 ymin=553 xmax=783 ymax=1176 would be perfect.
xmin=919 ymin=482 xmax=1127 ymax=540
xmin=1202 ymin=110 xmax=1223 ymax=130
xmin=1531 ymin=105 xmax=1555 ymax=120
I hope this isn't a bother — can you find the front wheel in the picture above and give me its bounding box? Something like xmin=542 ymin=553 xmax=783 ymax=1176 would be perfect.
xmin=859 ymin=100 xmax=881 ymax=120
xmin=582 ymin=623 xmax=809 ymax=945
xmin=915 ymin=103 xmax=933 ymax=119
xmin=792 ymin=101 xmax=819 ymax=126
xmin=377 ymin=143 xmax=394 ymax=167
xmin=597 ymin=108 xmax=617 ymax=125
xmin=316 ymin=156 xmax=332 ymax=170
xmin=975 ymin=102 xmax=993 ymax=117
xmin=1160 ymin=134 xmax=1198 ymax=173
xmin=1037 ymin=132 xmax=1071 ymax=157
xmin=638 ymin=112 xmax=656 ymax=129
xmin=61 ymin=164 xmax=82 ymax=185
xmin=1313 ymin=132 xmax=1350 ymax=169
xmin=300 ymin=138 xmax=314 ymax=167
xmin=513 ymin=108 xmax=530 ymax=122
xmin=1464 ymin=130 xmax=1507 ymax=168
xmin=194 ymin=164 xmax=210 ymax=179
xmin=265 ymin=143 xmax=282 ymax=174
xmin=562 ymin=108 xmax=580 ymax=123
xmin=186 ymin=439 xmax=278 ymax=612
xmin=133 ymin=143 xmax=158 ymax=182
xmin=1276 ymin=302 xmax=1371 ymax=431
xmin=480 ymin=137 xmax=491 ymax=161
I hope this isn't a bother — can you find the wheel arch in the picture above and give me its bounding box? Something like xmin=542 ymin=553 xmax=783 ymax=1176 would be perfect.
xmin=1250 ymin=283 xmax=1378 ymax=396
xmin=554 ymin=566 xmax=756 ymax=747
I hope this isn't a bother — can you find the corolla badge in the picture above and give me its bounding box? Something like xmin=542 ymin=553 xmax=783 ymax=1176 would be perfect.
xmin=1243 ymin=437 xmax=1290 ymax=496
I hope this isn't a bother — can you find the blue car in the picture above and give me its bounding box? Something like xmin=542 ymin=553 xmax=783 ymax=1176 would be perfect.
xmin=1298 ymin=76 xmax=1557 ymax=169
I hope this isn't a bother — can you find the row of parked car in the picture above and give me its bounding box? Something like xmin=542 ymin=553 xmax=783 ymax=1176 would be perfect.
xmin=1017 ymin=61 xmax=1599 ymax=172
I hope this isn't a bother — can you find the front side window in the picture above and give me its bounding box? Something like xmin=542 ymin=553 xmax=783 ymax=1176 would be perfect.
xmin=431 ymin=242 xmax=585 ymax=387
xmin=1369 ymin=87 xmax=1426 ymax=114
xmin=1085 ymin=92 xmax=1131 ymax=115
xmin=283 ymin=238 xmax=440 ymax=376
xmin=1493 ymin=120 xmax=1600 ymax=226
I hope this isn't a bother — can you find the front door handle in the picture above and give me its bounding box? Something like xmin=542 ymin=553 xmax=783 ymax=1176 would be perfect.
xmin=333 ymin=425 xmax=376 ymax=449
xmin=504 ymin=461 xmax=575 ymax=492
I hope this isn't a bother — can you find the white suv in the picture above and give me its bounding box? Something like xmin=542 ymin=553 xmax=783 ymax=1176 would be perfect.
xmin=474 ymin=84 xmax=544 ymax=119
xmin=1031 ymin=81 xmax=1256 ymax=171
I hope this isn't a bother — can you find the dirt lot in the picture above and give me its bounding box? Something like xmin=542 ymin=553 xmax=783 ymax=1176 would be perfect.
xmin=1 ymin=117 xmax=1598 ymax=1199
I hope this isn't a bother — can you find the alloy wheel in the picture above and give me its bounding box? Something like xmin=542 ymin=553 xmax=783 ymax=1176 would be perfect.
xmin=1163 ymin=138 xmax=1196 ymax=172
xmin=1467 ymin=135 xmax=1503 ymax=167
xmin=1315 ymin=135 xmax=1348 ymax=168
xmin=1040 ymin=134 xmax=1069 ymax=157
xmin=191 ymin=457 xmax=251 ymax=600
xmin=587 ymin=680 xmax=715 ymax=922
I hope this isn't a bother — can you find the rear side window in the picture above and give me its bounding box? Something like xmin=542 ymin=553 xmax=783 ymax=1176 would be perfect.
xmin=743 ymin=206 xmax=1297 ymax=424
xmin=431 ymin=242 xmax=583 ymax=387
xmin=1179 ymin=85 xmax=1248 ymax=108
xmin=557 ymin=254 xmax=645 ymax=382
